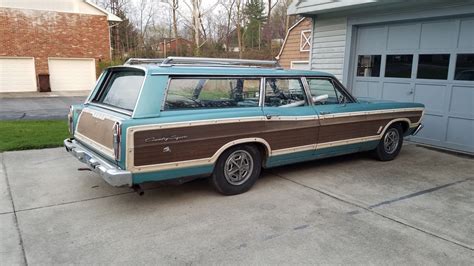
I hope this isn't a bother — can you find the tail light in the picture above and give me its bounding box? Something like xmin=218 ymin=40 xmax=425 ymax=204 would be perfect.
xmin=68 ymin=106 xmax=74 ymax=134
xmin=113 ymin=122 xmax=122 ymax=161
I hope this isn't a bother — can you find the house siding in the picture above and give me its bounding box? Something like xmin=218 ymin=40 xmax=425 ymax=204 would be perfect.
xmin=278 ymin=18 xmax=312 ymax=69
xmin=0 ymin=7 xmax=110 ymax=80
xmin=311 ymin=17 xmax=347 ymax=80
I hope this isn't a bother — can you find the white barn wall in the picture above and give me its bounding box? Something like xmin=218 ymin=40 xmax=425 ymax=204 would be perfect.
xmin=311 ymin=17 xmax=347 ymax=81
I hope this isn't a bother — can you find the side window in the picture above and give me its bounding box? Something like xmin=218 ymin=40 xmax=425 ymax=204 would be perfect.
xmin=264 ymin=78 xmax=307 ymax=107
xmin=306 ymin=78 xmax=342 ymax=105
xmin=164 ymin=78 xmax=260 ymax=110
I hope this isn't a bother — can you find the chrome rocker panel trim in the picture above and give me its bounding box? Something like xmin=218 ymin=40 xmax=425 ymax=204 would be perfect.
xmin=64 ymin=138 xmax=132 ymax=187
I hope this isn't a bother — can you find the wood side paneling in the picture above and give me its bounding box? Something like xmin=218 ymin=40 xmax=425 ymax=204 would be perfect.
xmin=132 ymin=110 xmax=423 ymax=166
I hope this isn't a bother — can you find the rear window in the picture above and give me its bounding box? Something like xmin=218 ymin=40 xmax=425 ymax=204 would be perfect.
xmin=94 ymin=70 xmax=145 ymax=111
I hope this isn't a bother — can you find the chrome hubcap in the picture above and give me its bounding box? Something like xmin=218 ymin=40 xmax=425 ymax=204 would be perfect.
xmin=224 ymin=150 xmax=254 ymax=186
xmin=384 ymin=128 xmax=400 ymax=154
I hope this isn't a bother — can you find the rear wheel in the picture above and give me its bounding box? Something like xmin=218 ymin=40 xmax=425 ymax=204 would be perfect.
xmin=373 ymin=123 xmax=403 ymax=161
xmin=210 ymin=144 xmax=261 ymax=195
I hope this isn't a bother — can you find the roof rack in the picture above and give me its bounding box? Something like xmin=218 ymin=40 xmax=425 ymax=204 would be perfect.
xmin=124 ymin=56 xmax=281 ymax=68
xmin=124 ymin=58 xmax=166 ymax=65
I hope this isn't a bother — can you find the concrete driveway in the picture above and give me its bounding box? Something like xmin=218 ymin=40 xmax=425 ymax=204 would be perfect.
xmin=1 ymin=144 xmax=473 ymax=264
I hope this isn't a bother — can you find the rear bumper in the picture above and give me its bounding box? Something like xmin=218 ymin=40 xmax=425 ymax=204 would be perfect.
xmin=64 ymin=138 xmax=132 ymax=187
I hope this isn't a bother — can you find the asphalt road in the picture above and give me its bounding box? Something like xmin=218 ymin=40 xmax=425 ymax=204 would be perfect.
xmin=1 ymin=144 xmax=473 ymax=264
xmin=0 ymin=96 xmax=86 ymax=120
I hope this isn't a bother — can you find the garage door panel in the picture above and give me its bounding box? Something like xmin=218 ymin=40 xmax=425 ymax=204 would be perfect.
xmin=446 ymin=117 xmax=474 ymax=150
xmin=356 ymin=26 xmax=386 ymax=54
xmin=387 ymin=23 xmax=420 ymax=50
xmin=414 ymin=84 xmax=446 ymax=113
xmin=416 ymin=114 xmax=446 ymax=142
xmin=48 ymin=59 xmax=96 ymax=91
xmin=0 ymin=58 xmax=36 ymax=92
xmin=354 ymin=81 xmax=381 ymax=99
xmin=382 ymin=82 xmax=413 ymax=102
xmin=449 ymin=86 xmax=474 ymax=117
xmin=458 ymin=19 xmax=474 ymax=49
xmin=420 ymin=21 xmax=457 ymax=49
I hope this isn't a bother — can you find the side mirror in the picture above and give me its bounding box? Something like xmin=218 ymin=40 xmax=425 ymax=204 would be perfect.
xmin=312 ymin=94 xmax=328 ymax=103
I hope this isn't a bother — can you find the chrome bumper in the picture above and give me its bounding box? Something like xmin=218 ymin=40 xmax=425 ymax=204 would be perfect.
xmin=412 ymin=123 xmax=424 ymax=136
xmin=64 ymin=138 xmax=132 ymax=187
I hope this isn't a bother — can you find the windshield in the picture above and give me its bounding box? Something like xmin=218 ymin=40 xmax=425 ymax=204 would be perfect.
xmin=93 ymin=69 xmax=145 ymax=111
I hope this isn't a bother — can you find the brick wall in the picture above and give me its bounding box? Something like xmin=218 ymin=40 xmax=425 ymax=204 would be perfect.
xmin=0 ymin=7 xmax=110 ymax=80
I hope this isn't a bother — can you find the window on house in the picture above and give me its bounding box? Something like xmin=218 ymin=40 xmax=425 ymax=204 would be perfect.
xmin=417 ymin=54 xmax=450 ymax=80
xmin=385 ymin=54 xmax=413 ymax=78
xmin=300 ymin=30 xmax=312 ymax=52
xmin=357 ymin=55 xmax=381 ymax=77
xmin=454 ymin=54 xmax=474 ymax=81
xmin=164 ymin=78 xmax=260 ymax=110
xmin=264 ymin=78 xmax=307 ymax=107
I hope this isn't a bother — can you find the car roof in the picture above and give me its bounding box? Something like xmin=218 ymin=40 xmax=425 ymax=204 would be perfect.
xmin=121 ymin=64 xmax=335 ymax=77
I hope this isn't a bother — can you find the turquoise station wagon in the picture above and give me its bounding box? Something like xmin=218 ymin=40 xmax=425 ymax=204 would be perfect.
xmin=65 ymin=57 xmax=424 ymax=195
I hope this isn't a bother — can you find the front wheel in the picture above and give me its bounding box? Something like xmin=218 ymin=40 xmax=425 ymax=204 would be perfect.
xmin=373 ymin=124 xmax=403 ymax=161
xmin=210 ymin=145 xmax=261 ymax=195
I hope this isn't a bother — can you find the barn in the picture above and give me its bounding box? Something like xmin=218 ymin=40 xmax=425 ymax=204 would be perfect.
xmin=276 ymin=18 xmax=313 ymax=70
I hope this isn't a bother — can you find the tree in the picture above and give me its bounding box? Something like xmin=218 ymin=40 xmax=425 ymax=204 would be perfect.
xmin=166 ymin=0 xmax=180 ymax=55
xmin=243 ymin=0 xmax=266 ymax=49
xmin=220 ymin=0 xmax=236 ymax=52
xmin=235 ymin=0 xmax=245 ymax=58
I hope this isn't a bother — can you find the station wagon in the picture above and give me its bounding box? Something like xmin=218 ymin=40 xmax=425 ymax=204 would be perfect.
xmin=65 ymin=57 xmax=424 ymax=195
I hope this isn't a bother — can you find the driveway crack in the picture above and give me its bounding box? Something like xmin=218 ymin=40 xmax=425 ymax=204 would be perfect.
xmin=368 ymin=177 xmax=473 ymax=209
xmin=2 ymin=155 xmax=29 ymax=265
xmin=272 ymin=171 xmax=474 ymax=252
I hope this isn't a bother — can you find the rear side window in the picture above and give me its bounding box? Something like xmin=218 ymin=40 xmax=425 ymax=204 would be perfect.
xmin=94 ymin=70 xmax=145 ymax=111
xmin=164 ymin=78 xmax=260 ymax=110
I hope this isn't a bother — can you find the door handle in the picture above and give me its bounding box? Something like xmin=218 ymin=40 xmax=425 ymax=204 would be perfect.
xmin=265 ymin=114 xmax=272 ymax=120
xmin=319 ymin=111 xmax=332 ymax=115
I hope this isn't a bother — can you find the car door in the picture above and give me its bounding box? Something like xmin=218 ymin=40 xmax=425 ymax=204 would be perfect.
xmin=262 ymin=77 xmax=319 ymax=164
xmin=306 ymin=77 xmax=367 ymax=155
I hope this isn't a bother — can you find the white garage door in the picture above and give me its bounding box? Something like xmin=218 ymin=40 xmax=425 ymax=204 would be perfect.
xmin=48 ymin=58 xmax=96 ymax=91
xmin=352 ymin=17 xmax=474 ymax=154
xmin=0 ymin=57 xmax=37 ymax=92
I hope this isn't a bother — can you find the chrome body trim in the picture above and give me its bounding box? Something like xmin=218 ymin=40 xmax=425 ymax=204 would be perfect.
xmin=64 ymin=138 xmax=132 ymax=187
xmin=413 ymin=123 xmax=424 ymax=136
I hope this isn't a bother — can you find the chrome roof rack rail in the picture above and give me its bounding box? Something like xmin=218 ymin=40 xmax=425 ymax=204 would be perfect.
xmin=125 ymin=56 xmax=281 ymax=68
xmin=124 ymin=58 xmax=166 ymax=65
xmin=160 ymin=56 xmax=281 ymax=68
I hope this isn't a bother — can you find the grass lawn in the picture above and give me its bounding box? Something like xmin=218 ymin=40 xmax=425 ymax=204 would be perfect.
xmin=0 ymin=120 xmax=70 ymax=152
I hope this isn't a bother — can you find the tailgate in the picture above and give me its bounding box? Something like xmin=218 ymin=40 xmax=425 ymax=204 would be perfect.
xmin=74 ymin=108 xmax=121 ymax=159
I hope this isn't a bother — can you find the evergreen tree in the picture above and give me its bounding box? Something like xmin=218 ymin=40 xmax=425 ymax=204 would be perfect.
xmin=244 ymin=0 xmax=266 ymax=49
